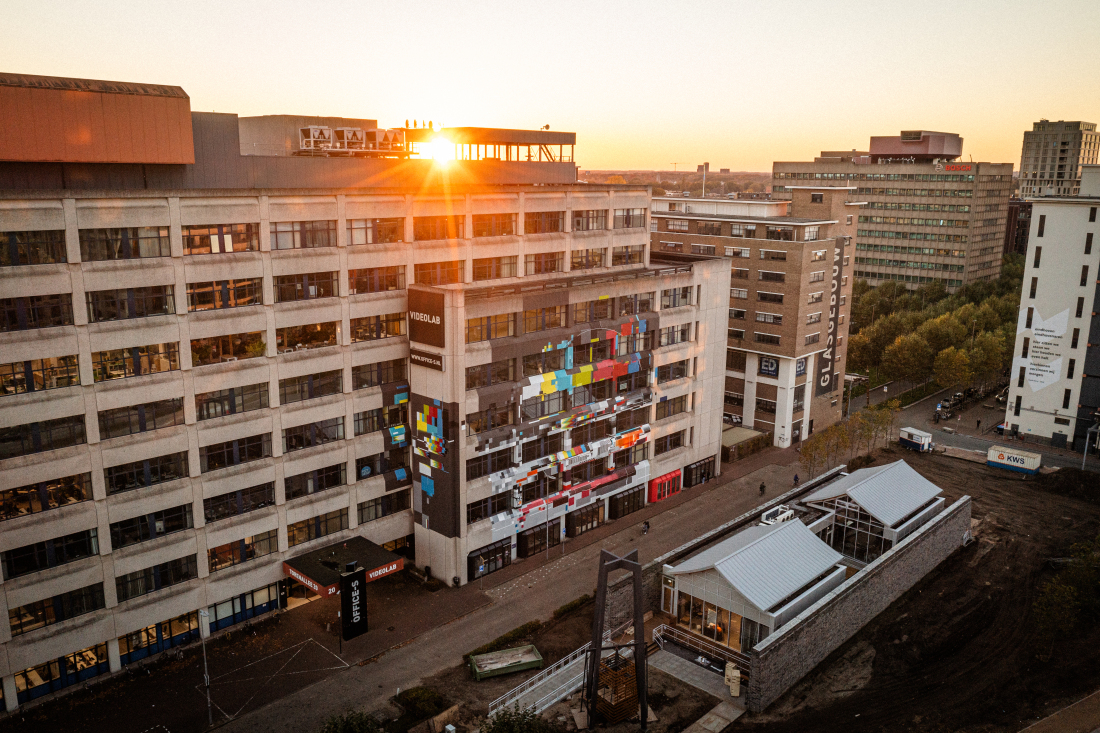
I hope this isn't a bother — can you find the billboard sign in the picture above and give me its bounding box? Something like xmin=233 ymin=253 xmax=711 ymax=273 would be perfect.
xmin=408 ymin=289 xmax=445 ymax=348
xmin=816 ymin=236 xmax=846 ymax=397
xmin=340 ymin=567 xmax=369 ymax=641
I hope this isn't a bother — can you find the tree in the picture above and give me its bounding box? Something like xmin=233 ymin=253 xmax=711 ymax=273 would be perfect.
xmin=917 ymin=314 xmax=966 ymax=356
xmin=969 ymin=331 xmax=1007 ymax=387
xmin=881 ymin=334 xmax=933 ymax=384
xmin=605 ymin=175 xmax=626 ymax=185
xmin=934 ymin=347 xmax=972 ymax=391
xmin=844 ymin=412 xmax=868 ymax=460
xmin=820 ymin=423 xmax=850 ymax=470
xmin=799 ymin=432 xmax=826 ymax=478
xmin=320 ymin=711 xmax=384 ymax=733
xmin=483 ymin=705 xmax=566 ymax=733
xmin=846 ymin=332 xmax=874 ymax=374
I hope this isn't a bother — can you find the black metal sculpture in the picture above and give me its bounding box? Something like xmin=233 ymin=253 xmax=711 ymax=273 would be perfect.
xmin=585 ymin=549 xmax=648 ymax=729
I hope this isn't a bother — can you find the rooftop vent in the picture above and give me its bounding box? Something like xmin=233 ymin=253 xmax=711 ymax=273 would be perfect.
xmin=899 ymin=131 xmax=924 ymax=142
xmin=333 ymin=127 xmax=365 ymax=150
xmin=299 ymin=126 xmax=333 ymax=151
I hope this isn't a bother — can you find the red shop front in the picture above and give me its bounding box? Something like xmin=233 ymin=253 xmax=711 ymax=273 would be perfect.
xmin=648 ymin=469 xmax=682 ymax=504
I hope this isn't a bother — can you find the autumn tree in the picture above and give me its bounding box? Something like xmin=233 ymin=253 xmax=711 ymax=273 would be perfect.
xmin=934 ymin=347 xmax=973 ymax=390
xmin=916 ymin=314 xmax=966 ymax=356
xmin=881 ymin=333 xmax=933 ymax=384
xmin=846 ymin=332 xmax=874 ymax=374
xmin=969 ymin=331 xmax=1007 ymax=387
xmin=799 ymin=433 xmax=826 ymax=478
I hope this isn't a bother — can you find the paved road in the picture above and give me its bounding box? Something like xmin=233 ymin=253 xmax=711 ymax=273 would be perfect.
xmin=220 ymin=457 xmax=801 ymax=733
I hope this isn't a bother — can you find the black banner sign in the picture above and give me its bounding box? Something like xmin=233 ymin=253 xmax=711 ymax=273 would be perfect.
xmin=816 ymin=236 xmax=847 ymax=397
xmin=409 ymin=348 xmax=444 ymax=371
xmin=408 ymin=289 xmax=445 ymax=348
xmin=340 ymin=567 xmax=368 ymax=641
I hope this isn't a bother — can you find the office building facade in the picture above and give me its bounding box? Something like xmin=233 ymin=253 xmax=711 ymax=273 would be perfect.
xmin=0 ymin=73 xmax=725 ymax=711
xmin=1004 ymin=166 xmax=1100 ymax=450
xmin=650 ymin=188 xmax=858 ymax=447
xmin=1017 ymin=120 xmax=1099 ymax=198
xmin=773 ymin=131 xmax=1014 ymax=291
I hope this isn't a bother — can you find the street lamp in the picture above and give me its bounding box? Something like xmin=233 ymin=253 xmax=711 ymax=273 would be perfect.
xmin=198 ymin=609 xmax=213 ymax=727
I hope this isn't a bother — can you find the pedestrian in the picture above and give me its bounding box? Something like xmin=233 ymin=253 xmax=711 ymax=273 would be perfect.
xmin=793 ymin=474 xmax=799 ymax=487
xmin=976 ymin=418 xmax=982 ymax=432
xmin=642 ymin=520 xmax=650 ymax=535
xmin=759 ymin=482 xmax=766 ymax=496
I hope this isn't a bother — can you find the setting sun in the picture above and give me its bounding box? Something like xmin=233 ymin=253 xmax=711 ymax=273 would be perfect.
xmin=423 ymin=135 xmax=455 ymax=164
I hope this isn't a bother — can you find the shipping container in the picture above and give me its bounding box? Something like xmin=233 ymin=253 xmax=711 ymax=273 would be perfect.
xmin=986 ymin=445 xmax=1041 ymax=474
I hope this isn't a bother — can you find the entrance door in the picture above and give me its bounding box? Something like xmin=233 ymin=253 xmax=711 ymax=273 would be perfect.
xmin=792 ymin=423 xmax=802 ymax=443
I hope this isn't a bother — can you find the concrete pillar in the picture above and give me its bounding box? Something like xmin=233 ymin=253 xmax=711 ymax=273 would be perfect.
xmin=2 ymin=674 xmax=17 ymax=712
xmin=106 ymin=638 xmax=122 ymax=673
xmin=743 ymin=353 xmax=758 ymax=429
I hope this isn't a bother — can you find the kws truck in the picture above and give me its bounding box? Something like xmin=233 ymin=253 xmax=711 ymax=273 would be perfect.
xmin=987 ymin=445 xmax=1041 ymax=474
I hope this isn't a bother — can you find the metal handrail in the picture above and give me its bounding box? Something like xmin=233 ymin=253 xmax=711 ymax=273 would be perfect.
xmin=652 ymin=624 xmax=751 ymax=674
xmin=488 ymin=620 xmax=631 ymax=715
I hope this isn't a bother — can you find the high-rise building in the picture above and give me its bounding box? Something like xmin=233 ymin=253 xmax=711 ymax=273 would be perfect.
xmin=773 ymin=131 xmax=1015 ymax=291
xmin=0 ymin=73 xmax=727 ymax=710
xmin=1003 ymin=198 xmax=1032 ymax=256
xmin=650 ymin=187 xmax=857 ymax=447
xmin=1004 ymin=165 xmax=1100 ymax=451
xmin=1017 ymin=120 xmax=1099 ymax=197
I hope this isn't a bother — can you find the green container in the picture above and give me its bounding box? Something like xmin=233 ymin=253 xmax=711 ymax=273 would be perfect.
xmin=468 ymin=644 xmax=544 ymax=681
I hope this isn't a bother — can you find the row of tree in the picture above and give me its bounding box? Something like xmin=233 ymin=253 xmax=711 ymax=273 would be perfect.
xmin=799 ymin=401 xmax=902 ymax=478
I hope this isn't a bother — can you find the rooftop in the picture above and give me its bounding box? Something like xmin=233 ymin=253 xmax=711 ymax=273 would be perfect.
xmin=801 ymin=460 xmax=944 ymax=527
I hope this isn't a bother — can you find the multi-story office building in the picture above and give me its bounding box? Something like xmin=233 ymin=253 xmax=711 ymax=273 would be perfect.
xmin=1004 ymin=198 xmax=1032 ymax=256
xmin=773 ymin=131 xmax=1015 ymax=291
xmin=0 ymin=73 xmax=726 ymax=711
xmin=650 ymin=188 xmax=858 ymax=447
xmin=1017 ymin=120 xmax=1099 ymax=197
xmin=1004 ymin=165 xmax=1100 ymax=451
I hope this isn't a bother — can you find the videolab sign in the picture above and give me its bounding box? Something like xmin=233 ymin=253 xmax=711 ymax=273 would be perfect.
xmin=408 ymin=288 xmax=446 ymax=348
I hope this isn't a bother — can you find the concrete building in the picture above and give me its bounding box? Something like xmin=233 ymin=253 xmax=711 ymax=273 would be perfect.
xmin=1004 ymin=198 xmax=1032 ymax=256
xmin=773 ymin=130 xmax=1015 ymax=291
xmin=1017 ymin=120 xmax=1099 ymax=197
xmin=1003 ymin=165 xmax=1100 ymax=451
xmin=0 ymin=73 xmax=726 ymax=710
xmin=649 ymin=189 xmax=859 ymax=447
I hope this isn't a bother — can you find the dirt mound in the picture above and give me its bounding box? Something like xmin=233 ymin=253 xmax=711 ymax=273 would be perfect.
xmin=1032 ymin=468 xmax=1100 ymax=505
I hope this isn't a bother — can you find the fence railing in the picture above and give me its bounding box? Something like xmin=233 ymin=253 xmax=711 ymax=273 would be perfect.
xmin=652 ymin=624 xmax=751 ymax=676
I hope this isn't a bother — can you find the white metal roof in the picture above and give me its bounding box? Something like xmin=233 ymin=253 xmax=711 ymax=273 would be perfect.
xmin=671 ymin=520 xmax=842 ymax=613
xmin=802 ymin=460 xmax=943 ymax=528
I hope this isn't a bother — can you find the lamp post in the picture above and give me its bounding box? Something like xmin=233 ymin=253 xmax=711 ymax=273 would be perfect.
xmin=198 ymin=609 xmax=213 ymax=727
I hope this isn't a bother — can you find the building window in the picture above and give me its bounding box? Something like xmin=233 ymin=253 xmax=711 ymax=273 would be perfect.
xmin=415 ymin=260 xmax=463 ymax=285
xmin=353 ymin=358 xmax=406 ymax=389
xmin=661 ymin=287 xmax=692 ymax=309
xmin=98 ymin=398 xmax=185 ymax=440
xmin=612 ymin=245 xmax=645 ymax=266
xmin=810 ymin=194 xmax=824 ymax=204
xmin=728 ymin=328 xmax=745 ymax=339
xmin=808 ymin=292 xmax=824 ymax=304
xmin=659 ymin=324 xmax=690 ymax=347
xmin=355 ymin=447 xmax=409 ymax=480
xmin=79 ymin=227 xmax=169 ymax=261
xmin=696 ymin=222 xmax=721 ymax=236
xmin=93 ymin=342 xmax=180 ymax=380
xmin=196 ymin=382 xmax=269 ymax=420
xmin=85 ymin=286 xmax=174 ymax=323
xmin=110 ymin=504 xmax=193 ymax=549
xmin=350 ymin=313 xmax=405 ymax=343
xmin=805 ymin=333 xmax=821 ymax=345
xmin=654 ymin=430 xmax=685 ymax=455
xmin=759 ymin=270 xmax=785 ymax=283
xmin=1081 ymin=265 xmax=1090 ymax=287
xmin=270 ymin=220 xmax=337 ymax=249
xmin=807 ymin=312 xmax=822 ymax=324
xmin=347 ymin=218 xmax=404 ymax=245
xmin=0 ymin=473 xmax=91 ymax=523
xmin=812 ymin=250 xmax=826 ymax=261
xmin=349 ymin=266 xmax=405 ymax=294
xmin=282 ymin=416 xmax=345 ymax=453
xmin=571 ymin=248 xmax=606 ymax=270
xmin=466 ymin=358 xmax=516 ymax=390
xmin=187 ymin=279 xmax=263 ymax=311
xmin=765 ymin=227 xmax=794 ymax=242
xmin=276 ymin=322 xmax=339 ymax=351
xmin=358 ymin=490 xmax=412 ymax=523
xmin=8 ymin=583 xmax=104 ymax=637
xmin=105 ymin=452 xmax=189 ymax=496
xmin=413 ymin=216 xmax=464 ymax=241
xmin=473 ymin=256 xmax=518 ymax=281
xmin=793 ymin=384 xmax=805 ymax=412
xmin=467 ymin=493 xmax=510 ymax=524
xmin=208 ymin=530 xmax=279 ymax=573
xmin=285 ymin=463 xmax=346 ymax=500
xmin=667 ymin=219 xmax=689 ymax=232
xmin=287 ymin=509 xmax=349 ymax=547
xmin=1 ymin=230 xmax=66 ymax=267
xmin=525 ymin=251 xmax=564 ymax=275
xmin=657 ymin=360 xmax=690 ymax=384
xmin=758 ymin=292 xmax=784 ymax=304
xmin=756 ymin=398 xmax=778 ymax=415
xmin=520 ymin=392 xmax=566 ymax=420
xmin=182 ymin=223 xmax=259 ymax=254
xmin=573 ymin=209 xmax=607 ymax=231
xmin=1072 ymin=328 xmax=1080 ymax=349
xmin=573 ymin=339 xmax=613 ymax=366
xmin=191 ymin=331 xmax=267 ymax=365
xmin=279 ymin=369 xmax=343 ymax=405
xmin=1036 ymin=214 xmax=1045 ymax=237
xmin=2 ymin=529 xmax=99 ymax=580
xmin=353 ymin=404 xmax=406 ymax=436
xmin=731 ymin=288 xmax=748 ymax=299
xmin=199 ymin=433 xmax=272 ymax=473
xmin=204 ymin=483 xmax=275 ymax=523
xmin=727 ymin=349 xmax=747 ymax=371
xmin=524 ymin=305 xmax=566 ymax=333
xmin=809 ymin=271 xmax=826 ymax=283
xmin=0 ymin=355 xmax=80 ymax=395
xmin=115 ymin=555 xmax=198 ymax=602
xmin=656 ymin=395 xmax=688 ymax=420
xmin=466 ymin=313 xmax=515 ymax=343
xmin=0 ymin=415 xmax=86 ymax=460
xmin=467 ymin=404 xmax=515 ymax=434
xmin=521 ymin=432 xmax=564 ymax=463
xmin=0 ymin=293 xmax=74 ymax=331
xmin=756 ymin=332 xmax=781 ymax=345
xmin=729 ymin=308 xmax=746 ymax=320
xmin=274 ymin=272 xmax=338 ymax=302
xmin=756 ymin=312 xmax=782 ymax=325
xmin=725 ymin=392 xmax=744 ymax=408
xmin=614 ymin=209 xmax=646 ymax=229
xmin=524 ymin=211 xmax=564 ymax=235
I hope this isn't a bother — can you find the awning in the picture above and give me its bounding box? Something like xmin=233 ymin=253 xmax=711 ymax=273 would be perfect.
xmin=282 ymin=536 xmax=404 ymax=596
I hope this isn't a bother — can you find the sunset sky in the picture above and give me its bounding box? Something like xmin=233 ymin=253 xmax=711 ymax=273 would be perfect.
xmin=2 ymin=0 xmax=1098 ymax=172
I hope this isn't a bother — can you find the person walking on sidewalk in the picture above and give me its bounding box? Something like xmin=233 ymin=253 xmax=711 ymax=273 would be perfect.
xmin=976 ymin=418 xmax=982 ymax=432
xmin=793 ymin=474 xmax=799 ymax=487
xmin=642 ymin=520 xmax=650 ymax=535
xmin=759 ymin=482 xmax=766 ymax=496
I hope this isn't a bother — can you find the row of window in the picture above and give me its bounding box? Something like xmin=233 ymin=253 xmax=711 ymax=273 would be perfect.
xmin=0 ymin=211 xmax=647 ymax=267
xmin=775 ymin=172 xmax=977 ymax=183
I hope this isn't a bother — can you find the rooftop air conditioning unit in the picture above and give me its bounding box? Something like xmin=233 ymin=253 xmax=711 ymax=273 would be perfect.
xmin=334 ymin=128 xmax=366 ymax=150
xmin=760 ymin=505 xmax=794 ymax=525
xmin=299 ymin=126 xmax=333 ymax=151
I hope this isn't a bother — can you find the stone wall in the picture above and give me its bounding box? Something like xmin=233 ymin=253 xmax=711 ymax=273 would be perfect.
xmin=746 ymin=495 xmax=972 ymax=712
